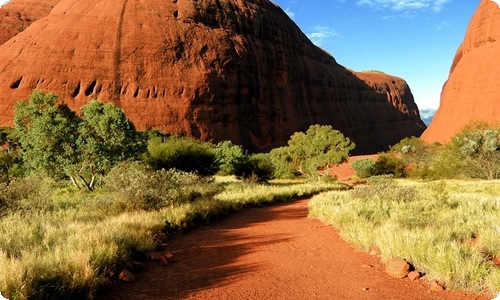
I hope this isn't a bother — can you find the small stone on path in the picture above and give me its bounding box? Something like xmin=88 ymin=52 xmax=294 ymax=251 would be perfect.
xmin=118 ymin=270 xmax=136 ymax=283
xmin=385 ymin=259 xmax=410 ymax=278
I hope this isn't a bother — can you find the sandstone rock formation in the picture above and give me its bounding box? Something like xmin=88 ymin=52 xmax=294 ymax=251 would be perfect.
xmin=422 ymin=0 xmax=500 ymax=143
xmin=0 ymin=0 xmax=425 ymax=154
xmin=0 ymin=0 xmax=60 ymax=45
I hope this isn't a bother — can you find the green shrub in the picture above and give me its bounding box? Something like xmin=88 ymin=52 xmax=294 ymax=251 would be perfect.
xmin=0 ymin=175 xmax=53 ymax=213
xmin=214 ymin=141 xmax=247 ymax=175
xmin=234 ymin=153 xmax=275 ymax=183
xmin=144 ymin=136 xmax=218 ymax=176
xmin=104 ymin=162 xmax=220 ymax=211
xmin=350 ymin=158 xmax=376 ymax=178
xmin=372 ymin=153 xmax=406 ymax=177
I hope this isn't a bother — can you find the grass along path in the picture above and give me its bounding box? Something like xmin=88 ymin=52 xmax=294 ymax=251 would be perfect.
xmin=309 ymin=178 xmax=500 ymax=296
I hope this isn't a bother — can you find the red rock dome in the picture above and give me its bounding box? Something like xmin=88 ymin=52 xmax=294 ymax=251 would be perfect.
xmin=422 ymin=0 xmax=500 ymax=143
xmin=0 ymin=0 xmax=425 ymax=153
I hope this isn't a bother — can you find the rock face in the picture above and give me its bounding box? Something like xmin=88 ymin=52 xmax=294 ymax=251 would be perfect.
xmin=422 ymin=0 xmax=500 ymax=143
xmin=0 ymin=0 xmax=425 ymax=154
xmin=0 ymin=0 xmax=60 ymax=45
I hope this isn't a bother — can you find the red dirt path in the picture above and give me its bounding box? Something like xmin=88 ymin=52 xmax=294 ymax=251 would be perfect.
xmin=98 ymin=199 xmax=490 ymax=300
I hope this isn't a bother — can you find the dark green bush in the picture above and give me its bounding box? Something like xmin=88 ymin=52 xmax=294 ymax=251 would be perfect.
xmin=234 ymin=153 xmax=275 ymax=183
xmin=350 ymin=158 xmax=376 ymax=178
xmin=372 ymin=153 xmax=406 ymax=178
xmin=144 ymin=136 xmax=218 ymax=176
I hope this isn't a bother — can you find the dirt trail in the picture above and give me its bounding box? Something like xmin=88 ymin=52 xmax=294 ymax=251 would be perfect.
xmin=98 ymin=199 xmax=490 ymax=300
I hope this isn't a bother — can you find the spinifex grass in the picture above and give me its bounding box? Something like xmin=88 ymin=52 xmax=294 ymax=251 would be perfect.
xmin=308 ymin=179 xmax=500 ymax=294
xmin=0 ymin=177 xmax=346 ymax=300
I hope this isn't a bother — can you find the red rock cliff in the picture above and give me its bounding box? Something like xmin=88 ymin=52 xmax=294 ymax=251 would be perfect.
xmin=422 ymin=0 xmax=500 ymax=143
xmin=0 ymin=0 xmax=425 ymax=154
xmin=0 ymin=0 xmax=60 ymax=45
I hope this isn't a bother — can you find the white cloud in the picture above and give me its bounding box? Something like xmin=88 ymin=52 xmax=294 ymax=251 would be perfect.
xmin=307 ymin=26 xmax=343 ymax=46
xmin=356 ymin=0 xmax=453 ymax=12
xmin=0 ymin=1 xmax=9 ymax=7
xmin=492 ymin=0 xmax=500 ymax=8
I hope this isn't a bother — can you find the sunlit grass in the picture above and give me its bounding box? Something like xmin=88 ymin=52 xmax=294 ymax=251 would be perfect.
xmin=0 ymin=178 xmax=346 ymax=299
xmin=308 ymin=179 xmax=500 ymax=294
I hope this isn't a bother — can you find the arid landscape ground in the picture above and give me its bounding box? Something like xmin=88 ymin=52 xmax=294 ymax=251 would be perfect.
xmin=96 ymin=157 xmax=490 ymax=300
xmin=98 ymin=196 xmax=490 ymax=300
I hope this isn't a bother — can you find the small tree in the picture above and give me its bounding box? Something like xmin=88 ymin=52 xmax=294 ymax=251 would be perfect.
xmin=14 ymin=91 xmax=146 ymax=190
xmin=14 ymin=91 xmax=80 ymax=179
xmin=270 ymin=125 xmax=355 ymax=180
xmin=73 ymin=100 xmax=146 ymax=190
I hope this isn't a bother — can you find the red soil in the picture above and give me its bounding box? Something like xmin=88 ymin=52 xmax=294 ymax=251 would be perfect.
xmin=98 ymin=199 xmax=490 ymax=300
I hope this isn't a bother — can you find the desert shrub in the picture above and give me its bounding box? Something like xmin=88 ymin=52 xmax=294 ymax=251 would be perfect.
xmin=0 ymin=175 xmax=53 ymax=214
xmin=104 ymin=162 xmax=219 ymax=211
xmin=233 ymin=153 xmax=275 ymax=183
xmin=350 ymin=158 xmax=376 ymax=178
xmin=372 ymin=153 xmax=406 ymax=178
xmin=144 ymin=136 xmax=218 ymax=176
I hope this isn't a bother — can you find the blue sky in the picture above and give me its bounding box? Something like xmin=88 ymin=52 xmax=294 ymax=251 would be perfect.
xmin=271 ymin=0 xmax=481 ymax=110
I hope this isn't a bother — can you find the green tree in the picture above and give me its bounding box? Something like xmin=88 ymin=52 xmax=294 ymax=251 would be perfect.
xmin=0 ymin=127 xmax=23 ymax=184
xmin=14 ymin=91 xmax=80 ymax=179
xmin=72 ymin=100 xmax=146 ymax=190
xmin=14 ymin=91 xmax=146 ymax=190
xmin=270 ymin=125 xmax=355 ymax=180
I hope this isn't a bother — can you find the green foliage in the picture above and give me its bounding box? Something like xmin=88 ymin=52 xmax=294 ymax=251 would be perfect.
xmin=452 ymin=125 xmax=500 ymax=180
xmin=144 ymin=135 xmax=218 ymax=176
xmin=371 ymin=153 xmax=406 ymax=178
xmin=270 ymin=125 xmax=355 ymax=180
xmin=13 ymin=92 xmax=145 ymax=189
xmin=104 ymin=162 xmax=218 ymax=211
xmin=350 ymin=158 xmax=376 ymax=178
xmin=214 ymin=140 xmax=247 ymax=175
xmin=14 ymin=91 xmax=80 ymax=179
xmin=73 ymin=100 xmax=146 ymax=190
xmin=233 ymin=153 xmax=275 ymax=183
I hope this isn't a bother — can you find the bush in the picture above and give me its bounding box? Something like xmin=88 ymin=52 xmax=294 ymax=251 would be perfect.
xmin=372 ymin=153 xmax=406 ymax=178
xmin=144 ymin=136 xmax=218 ymax=176
xmin=104 ymin=162 xmax=220 ymax=211
xmin=0 ymin=175 xmax=54 ymax=215
xmin=234 ymin=153 xmax=275 ymax=183
xmin=214 ymin=141 xmax=247 ymax=175
xmin=350 ymin=158 xmax=376 ymax=178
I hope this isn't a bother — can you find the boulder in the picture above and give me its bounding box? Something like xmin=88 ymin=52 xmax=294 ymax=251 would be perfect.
xmin=0 ymin=0 xmax=426 ymax=154
xmin=422 ymin=0 xmax=500 ymax=143
xmin=385 ymin=258 xmax=410 ymax=278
